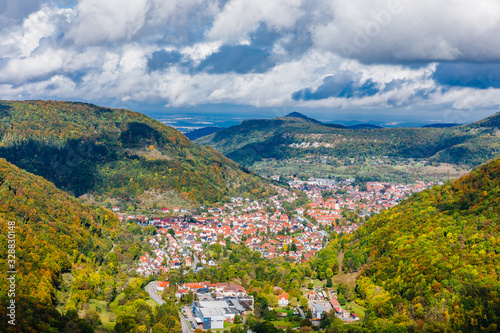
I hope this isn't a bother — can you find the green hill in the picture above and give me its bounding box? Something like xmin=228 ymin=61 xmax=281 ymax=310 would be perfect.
xmin=283 ymin=111 xmax=323 ymax=123
xmin=196 ymin=111 xmax=500 ymax=169
xmin=0 ymin=158 xmax=120 ymax=332
xmin=185 ymin=126 xmax=222 ymax=140
xmin=341 ymin=158 xmax=500 ymax=332
xmin=0 ymin=100 xmax=272 ymax=206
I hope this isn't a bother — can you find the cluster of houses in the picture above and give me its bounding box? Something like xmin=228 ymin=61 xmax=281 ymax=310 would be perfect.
xmin=306 ymin=289 xmax=360 ymax=322
xmin=329 ymin=298 xmax=360 ymax=322
xmin=289 ymin=178 xmax=436 ymax=234
xmin=130 ymin=177 xmax=435 ymax=284
xmin=136 ymin=232 xmax=191 ymax=276
xmin=132 ymin=187 xmax=333 ymax=275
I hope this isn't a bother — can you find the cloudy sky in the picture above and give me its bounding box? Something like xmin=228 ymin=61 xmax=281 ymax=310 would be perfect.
xmin=1 ymin=0 xmax=500 ymax=123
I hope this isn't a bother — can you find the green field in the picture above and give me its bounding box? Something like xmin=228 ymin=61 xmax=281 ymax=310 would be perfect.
xmin=345 ymin=301 xmax=367 ymax=321
xmin=109 ymin=292 xmax=126 ymax=310
xmin=275 ymin=308 xmax=295 ymax=318
xmin=271 ymin=319 xmax=301 ymax=329
xmin=147 ymin=299 xmax=159 ymax=308
xmin=88 ymin=299 xmax=116 ymax=331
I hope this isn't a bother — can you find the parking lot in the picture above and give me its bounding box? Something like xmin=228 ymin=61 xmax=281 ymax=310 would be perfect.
xmin=182 ymin=305 xmax=201 ymax=330
xmin=180 ymin=292 xmax=222 ymax=330
xmin=196 ymin=292 xmax=215 ymax=302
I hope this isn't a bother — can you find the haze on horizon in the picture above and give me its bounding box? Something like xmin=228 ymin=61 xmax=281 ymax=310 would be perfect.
xmin=1 ymin=0 xmax=500 ymax=124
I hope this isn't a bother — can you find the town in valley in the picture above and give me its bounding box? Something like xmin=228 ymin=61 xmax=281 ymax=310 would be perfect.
xmin=119 ymin=177 xmax=436 ymax=331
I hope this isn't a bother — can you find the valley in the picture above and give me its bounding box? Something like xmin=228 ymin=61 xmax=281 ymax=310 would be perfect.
xmin=3 ymin=2 xmax=500 ymax=333
xmin=1 ymin=101 xmax=499 ymax=333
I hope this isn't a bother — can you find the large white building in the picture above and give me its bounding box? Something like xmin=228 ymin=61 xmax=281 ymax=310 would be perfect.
xmin=198 ymin=308 xmax=224 ymax=329
xmin=193 ymin=301 xmax=234 ymax=330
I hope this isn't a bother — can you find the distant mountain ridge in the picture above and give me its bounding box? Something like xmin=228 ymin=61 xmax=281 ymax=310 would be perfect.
xmin=422 ymin=123 xmax=460 ymax=128
xmin=283 ymin=111 xmax=322 ymax=123
xmin=346 ymin=123 xmax=383 ymax=129
xmin=0 ymin=100 xmax=273 ymax=206
xmin=343 ymin=157 xmax=500 ymax=331
xmin=191 ymin=112 xmax=384 ymax=140
xmin=196 ymin=110 xmax=500 ymax=168
xmin=185 ymin=126 xmax=222 ymax=140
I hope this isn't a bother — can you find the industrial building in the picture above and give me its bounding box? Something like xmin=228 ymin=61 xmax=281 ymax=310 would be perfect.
xmin=192 ymin=297 xmax=254 ymax=330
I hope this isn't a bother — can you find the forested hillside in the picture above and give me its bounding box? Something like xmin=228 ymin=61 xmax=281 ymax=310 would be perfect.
xmin=342 ymin=158 xmax=500 ymax=332
xmin=196 ymin=112 xmax=500 ymax=169
xmin=0 ymin=101 xmax=272 ymax=206
xmin=0 ymin=158 xmax=120 ymax=332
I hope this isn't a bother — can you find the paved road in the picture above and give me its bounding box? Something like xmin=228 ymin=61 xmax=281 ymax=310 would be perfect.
xmin=298 ymin=307 xmax=306 ymax=319
xmin=192 ymin=251 xmax=200 ymax=268
xmin=179 ymin=312 xmax=192 ymax=333
xmin=145 ymin=281 xmax=191 ymax=332
xmin=182 ymin=242 xmax=200 ymax=269
xmin=145 ymin=281 xmax=165 ymax=305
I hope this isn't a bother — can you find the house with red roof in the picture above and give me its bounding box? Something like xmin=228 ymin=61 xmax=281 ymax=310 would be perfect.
xmin=278 ymin=292 xmax=289 ymax=307
xmin=157 ymin=281 xmax=170 ymax=292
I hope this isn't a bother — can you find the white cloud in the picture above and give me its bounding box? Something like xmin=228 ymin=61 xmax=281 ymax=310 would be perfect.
xmin=207 ymin=0 xmax=304 ymax=42
xmin=180 ymin=41 xmax=223 ymax=65
xmin=1 ymin=0 xmax=500 ymax=115
xmin=0 ymin=5 xmax=72 ymax=58
xmin=119 ymin=47 xmax=147 ymax=73
xmin=147 ymin=0 xmax=217 ymax=26
xmin=66 ymin=0 xmax=149 ymax=44
xmin=0 ymin=48 xmax=65 ymax=83
xmin=312 ymin=0 xmax=500 ymax=62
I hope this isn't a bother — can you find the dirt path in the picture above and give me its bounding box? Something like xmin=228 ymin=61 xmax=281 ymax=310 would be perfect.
xmin=337 ymin=250 xmax=344 ymax=274
xmin=333 ymin=250 xmax=359 ymax=290
xmin=106 ymin=243 xmax=116 ymax=259
xmin=98 ymin=239 xmax=116 ymax=273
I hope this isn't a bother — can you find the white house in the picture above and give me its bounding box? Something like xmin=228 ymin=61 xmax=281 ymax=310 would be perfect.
xmin=278 ymin=293 xmax=289 ymax=307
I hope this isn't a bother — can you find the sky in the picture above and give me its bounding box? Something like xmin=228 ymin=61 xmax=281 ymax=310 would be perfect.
xmin=1 ymin=0 xmax=500 ymax=125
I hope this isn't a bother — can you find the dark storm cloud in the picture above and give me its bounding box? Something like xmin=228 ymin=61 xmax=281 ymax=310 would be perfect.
xmin=292 ymin=71 xmax=379 ymax=101
xmin=433 ymin=62 xmax=500 ymax=89
xmin=196 ymin=45 xmax=275 ymax=74
xmin=147 ymin=50 xmax=185 ymax=72
xmin=249 ymin=24 xmax=281 ymax=48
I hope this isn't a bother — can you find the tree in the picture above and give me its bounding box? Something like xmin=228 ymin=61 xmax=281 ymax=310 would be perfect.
xmin=301 ymin=318 xmax=313 ymax=327
xmin=337 ymin=294 xmax=347 ymax=306
xmin=84 ymin=309 xmax=102 ymax=328
xmin=300 ymin=297 xmax=308 ymax=308
xmin=326 ymin=277 xmax=333 ymax=288
xmin=152 ymin=322 xmax=168 ymax=333
xmin=114 ymin=315 xmax=137 ymax=333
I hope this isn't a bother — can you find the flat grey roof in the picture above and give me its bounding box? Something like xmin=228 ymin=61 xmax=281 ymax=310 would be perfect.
xmin=197 ymin=301 xmax=229 ymax=308
xmin=199 ymin=308 xmax=223 ymax=317
xmin=313 ymin=304 xmax=327 ymax=312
